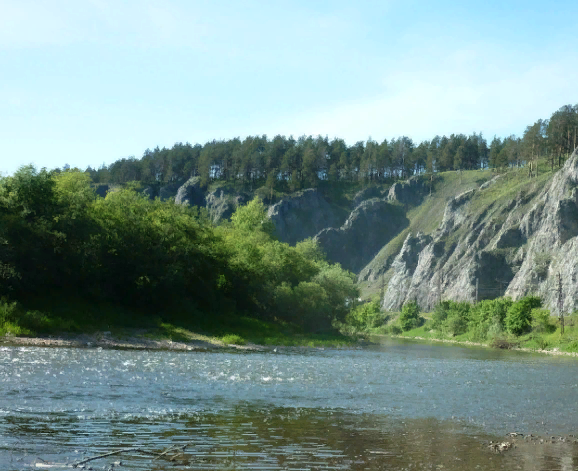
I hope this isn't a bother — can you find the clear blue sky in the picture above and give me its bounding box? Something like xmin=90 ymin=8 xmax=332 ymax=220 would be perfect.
xmin=1 ymin=0 xmax=577 ymax=175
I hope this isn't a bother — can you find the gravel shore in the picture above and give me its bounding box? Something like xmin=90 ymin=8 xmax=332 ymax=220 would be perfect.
xmin=0 ymin=331 xmax=265 ymax=352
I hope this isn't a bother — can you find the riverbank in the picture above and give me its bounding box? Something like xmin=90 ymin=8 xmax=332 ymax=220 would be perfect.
xmin=0 ymin=330 xmax=259 ymax=352
xmin=0 ymin=322 xmax=361 ymax=352
xmin=377 ymin=333 xmax=578 ymax=357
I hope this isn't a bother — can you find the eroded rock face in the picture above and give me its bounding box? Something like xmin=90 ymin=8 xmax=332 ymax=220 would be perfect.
xmin=175 ymin=177 xmax=206 ymax=208
xmin=507 ymin=150 xmax=578 ymax=314
xmin=205 ymin=188 xmax=247 ymax=225
xmin=387 ymin=176 xmax=428 ymax=206
xmin=381 ymin=232 xmax=432 ymax=310
xmin=381 ymin=150 xmax=578 ymax=314
xmin=267 ymin=189 xmax=343 ymax=245
xmin=353 ymin=186 xmax=383 ymax=208
xmin=159 ymin=181 xmax=185 ymax=201
xmin=315 ymin=199 xmax=409 ymax=273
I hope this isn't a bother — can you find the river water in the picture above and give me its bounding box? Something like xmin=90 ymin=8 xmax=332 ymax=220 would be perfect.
xmin=1 ymin=338 xmax=578 ymax=470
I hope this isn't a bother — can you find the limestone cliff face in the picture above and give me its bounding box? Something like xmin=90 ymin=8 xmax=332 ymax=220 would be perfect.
xmin=387 ymin=176 xmax=428 ymax=206
xmin=315 ymin=199 xmax=409 ymax=273
xmin=380 ymin=150 xmax=578 ymax=313
xmin=175 ymin=177 xmax=205 ymax=207
xmin=205 ymin=188 xmax=247 ymax=224
xmin=267 ymin=189 xmax=344 ymax=245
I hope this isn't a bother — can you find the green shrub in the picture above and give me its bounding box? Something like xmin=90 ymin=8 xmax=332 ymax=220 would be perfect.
xmin=505 ymin=296 xmax=541 ymax=335
xmin=345 ymin=300 xmax=384 ymax=331
xmin=486 ymin=319 xmax=504 ymax=340
xmin=531 ymin=308 xmax=555 ymax=333
xmin=432 ymin=300 xmax=470 ymax=336
xmin=221 ymin=334 xmax=247 ymax=345
xmin=399 ymin=301 xmax=423 ymax=331
xmin=431 ymin=301 xmax=451 ymax=330
xmin=468 ymin=298 xmax=512 ymax=340
xmin=390 ymin=325 xmax=402 ymax=335
xmin=444 ymin=313 xmax=468 ymax=336
xmin=536 ymin=336 xmax=550 ymax=350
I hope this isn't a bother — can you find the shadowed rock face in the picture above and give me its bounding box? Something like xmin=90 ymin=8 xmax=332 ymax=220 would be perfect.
xmin=205 ymin=188 xmax=247 ymax=225
xmin=267 ymin=189 xmax=344 ymax=245
xmin=353 ymin=186 xmax=384 ymax=208
xmin=315 ymin=199 xmax=409 ymax=273
xmin=387 ymin=176 xmax=428 ymax=206
xmin=175 ymin=177 xmax=206 ymax=208
xmin=159 ymin=181 xmax=186 ymax=201
xmin=380 ymin=149 xmax=578 ymax=314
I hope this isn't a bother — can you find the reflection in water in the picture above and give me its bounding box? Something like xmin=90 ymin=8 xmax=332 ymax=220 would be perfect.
xmin=1 ymin=342 xmax=578 ymax=470
xmin=3 ymin=406 xmax=578 ymax=470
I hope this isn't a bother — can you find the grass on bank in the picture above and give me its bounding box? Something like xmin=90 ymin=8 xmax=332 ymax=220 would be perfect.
xmin=347 ymin=296 xmax=578 ymax=354
xmin=393 ymin=318 xmax=578 ymax=354
xmin=0 ymin=297 xmax=355 ymax=348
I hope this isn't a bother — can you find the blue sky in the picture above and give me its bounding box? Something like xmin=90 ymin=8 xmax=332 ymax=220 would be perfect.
xmin=1 ymin=0 xmax=577 ymax=175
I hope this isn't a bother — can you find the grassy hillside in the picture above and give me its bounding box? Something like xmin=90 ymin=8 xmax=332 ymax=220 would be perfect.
xmin=358 ymin=159 xmax=559 ymax=301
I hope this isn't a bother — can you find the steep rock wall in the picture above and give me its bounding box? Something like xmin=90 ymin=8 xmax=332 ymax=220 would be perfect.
xmin=381 ymin=150 xmax=578 ymax=313
xmin=315 ymin=199 xmax=409 ymax=273
xmin=267 ymin=189 xmax=344 ymax=245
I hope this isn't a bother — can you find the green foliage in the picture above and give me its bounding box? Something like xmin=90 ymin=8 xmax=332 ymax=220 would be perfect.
xmin=431 ymin=300 xmax=470 ymax=336
xmin=399 ymin=301 xmax=423 ymax=331
xmin=468 ymin=298 xmax=512 ymax=340
xmin=0 ymin=167 xmax=358 ymax=335
xmin=0 ymin=298 xmax=79 ymax=336
xmin=505 ymin=295 xmax=541 ymax=335
xmin=431 ymin=301 xmax=450 ymax=329
xmin=295 ymin=238 xmax=326 ymax=262
xmin=230 ymin=197 xmax=275 ymax=235
xmin=220 ymin=334 xmax=247 ymax=345
xmin=345 ymin=299 xmax=384 ymax=331
xmin=390 ymin=325 xmax=402 ymax=335
xmin=530 ymin=307 xmax=554 ymax=333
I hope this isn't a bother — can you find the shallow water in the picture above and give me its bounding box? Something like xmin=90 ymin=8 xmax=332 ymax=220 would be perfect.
xmin=1 ymin=338 xmax=578 ymax=470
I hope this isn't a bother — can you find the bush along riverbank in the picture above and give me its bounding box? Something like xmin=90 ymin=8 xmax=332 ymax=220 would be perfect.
xmin=0 ymin=167 xmax=361 ymax=349
xmin=342 ymin=296 xmax=578 ymax=355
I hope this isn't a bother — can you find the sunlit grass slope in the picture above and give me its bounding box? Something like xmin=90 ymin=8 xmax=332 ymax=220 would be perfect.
xmin=358 ymin=160 xmax=558 ymax=300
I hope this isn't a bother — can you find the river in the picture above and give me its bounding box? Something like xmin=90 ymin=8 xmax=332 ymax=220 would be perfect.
xmin=1 ymin=338 xmax=578 ymax=470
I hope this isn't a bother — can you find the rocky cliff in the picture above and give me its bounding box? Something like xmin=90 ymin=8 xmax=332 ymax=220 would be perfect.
xmin=108 ymin=155 xmax=578 ymax=315
xmin=267 ymin=189 xmax=345 ymax=245
xmin=315 ymin=199 xmax=408 ymax=272
xmin=379 ymin=150 xmax=578 ymax=313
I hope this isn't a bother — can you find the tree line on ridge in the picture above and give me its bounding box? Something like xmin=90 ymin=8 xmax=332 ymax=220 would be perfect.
xmin=82 ymin=104 xmax=578 ymax=188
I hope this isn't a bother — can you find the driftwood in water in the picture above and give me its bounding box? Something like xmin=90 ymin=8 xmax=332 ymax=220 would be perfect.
xmin=35 ymin=442 xmax=194 ymax=469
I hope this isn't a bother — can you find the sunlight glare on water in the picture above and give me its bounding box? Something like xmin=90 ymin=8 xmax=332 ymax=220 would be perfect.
xmin=1 ymin=340 xmax=578 ymax=469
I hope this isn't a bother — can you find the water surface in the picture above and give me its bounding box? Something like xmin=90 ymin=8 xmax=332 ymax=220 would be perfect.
xmin=1 ymin=338 xmax=578 ymax=469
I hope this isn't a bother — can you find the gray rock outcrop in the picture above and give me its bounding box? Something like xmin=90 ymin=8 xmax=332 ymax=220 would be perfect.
xmin=380 ymin=150 xmax=578 ymax=314
xmin=387 ymin=176 xmax=428 ymax=206
xmin=175 ymin=177 xmax=206 ymax=208
xmin=315 ymin=199 xmax=409 ymax=273
xmin=205 ymin=188 xmax=247 ymax=224
xmin=267 ymin=189 xmax=344 ymax=245
xmin=159 ymin=180 xmax=185 ymax=201
xmin=353 ymin=186 xmax=383 ymax=207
